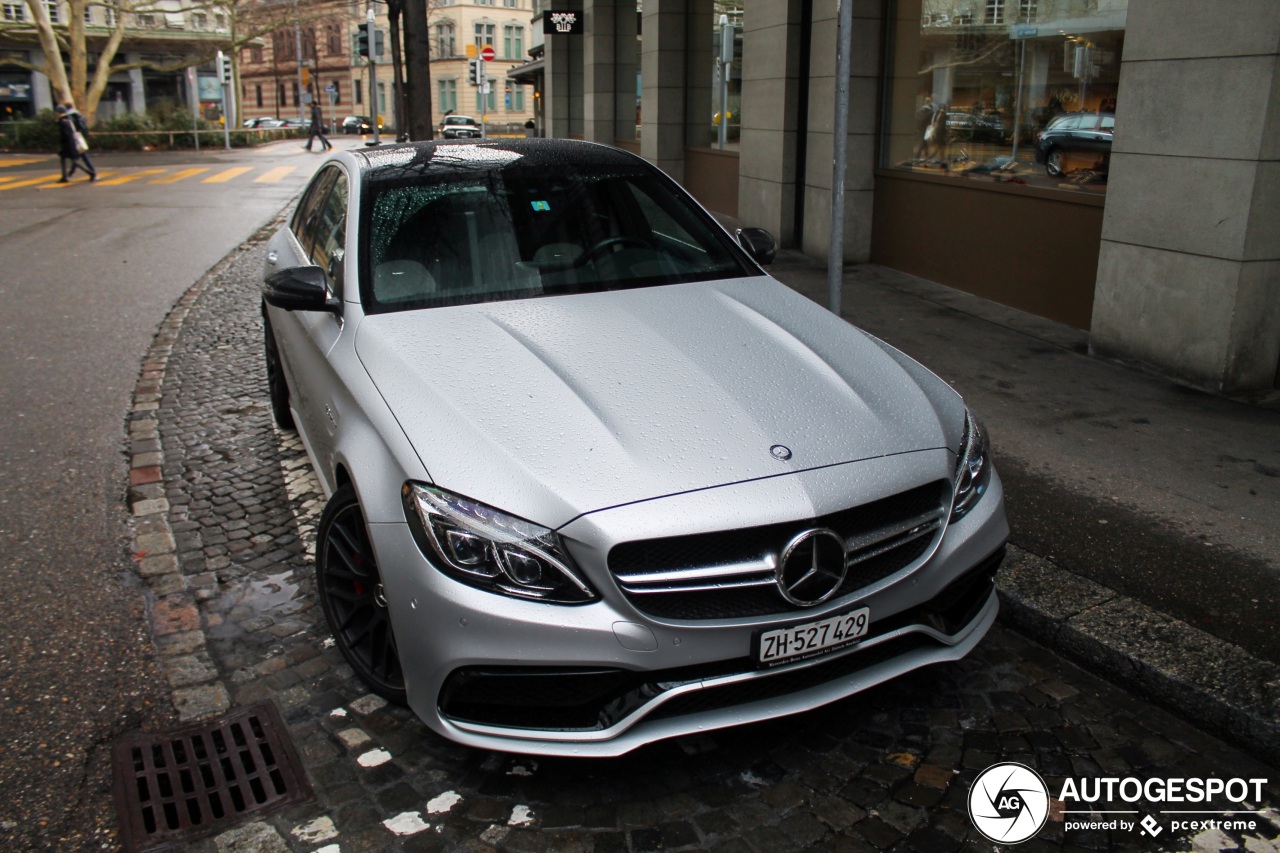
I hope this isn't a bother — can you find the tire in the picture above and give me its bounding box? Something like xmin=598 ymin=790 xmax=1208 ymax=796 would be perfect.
xmin=316 ymin=484 xmax=408 ymax=704
xmin=1045 ymin=148 xmax=1065 ymax=177
xmin=262 ymin=311 xmax=295 ymax=431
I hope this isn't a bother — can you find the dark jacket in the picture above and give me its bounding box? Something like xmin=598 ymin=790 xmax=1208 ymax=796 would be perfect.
xmin=57 ymin=115 xmax=79 ymax=158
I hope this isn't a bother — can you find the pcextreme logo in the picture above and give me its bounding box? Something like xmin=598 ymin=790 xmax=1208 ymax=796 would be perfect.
xmin=968 ymin=764 xmax=1271 ymax=844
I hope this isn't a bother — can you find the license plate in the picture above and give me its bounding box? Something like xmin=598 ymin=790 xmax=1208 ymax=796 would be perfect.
xmin=756 ymin=607 xmax=871 ymax=668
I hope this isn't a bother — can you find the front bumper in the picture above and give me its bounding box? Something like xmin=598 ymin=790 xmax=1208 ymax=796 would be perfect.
xmin=369 ymin=461 xmax=1008 ymax=756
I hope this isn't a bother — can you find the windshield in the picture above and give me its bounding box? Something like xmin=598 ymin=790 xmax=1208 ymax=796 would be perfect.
xmin=359 ymin=151 xmax=757 ymax=313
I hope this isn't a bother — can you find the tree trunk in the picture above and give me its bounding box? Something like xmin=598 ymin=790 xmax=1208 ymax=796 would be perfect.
xmin=401 ymin=0 xmax=434 ymax=140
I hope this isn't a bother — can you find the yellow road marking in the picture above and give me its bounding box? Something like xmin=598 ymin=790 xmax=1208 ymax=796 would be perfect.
xmin=150 ymin=167 xmax=209 ymax=184
xmin=0 ymin=172 xmax=64 ymax=190
xmin=254 ymin=166 xmax=296 ymax=183
xmin=0 ymin=158 xmax=47 ymax=168
xmin=96 ymin=168 xmax=168 ymax=186
xmin=43 ymin=171 xmax=119 ymax=189
xmin=202 ymin=166 xmax=253 ymax=184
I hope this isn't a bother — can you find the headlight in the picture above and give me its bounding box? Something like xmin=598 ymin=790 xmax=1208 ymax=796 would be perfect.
xmin=951 ymin=409 xmax=992 ymax=522
xmin=402 ymin=483 xmax=596 ymax=604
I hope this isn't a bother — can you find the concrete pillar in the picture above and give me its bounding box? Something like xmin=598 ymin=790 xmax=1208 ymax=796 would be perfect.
xmin=614 ymin=2 xmax=639 ymax=142
xmin=1090 ymin=0 xmax=1280 ymax=392
xmin=543 ymin=0 xmax=583 ymax=139
xmin=128 ymin=55 xmax=146 ymax=114
xmin=683 ymin=0 xmax=712 ymax=148
xmin=801 ymin=0 xmax=881 ymax=262
xmin=640 ymin=0 xmax=687 ymax=182
xmin=582 ymin=0 xmax=614 ymax=143
xmin=32 ymin=68 xmax=54 ymax=112
xmin=737 ymin=0 xmax=803 ymax=243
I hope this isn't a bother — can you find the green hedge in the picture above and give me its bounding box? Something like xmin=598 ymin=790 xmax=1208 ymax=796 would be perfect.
xmin=0 ymin=106 xmax=305 ymax=151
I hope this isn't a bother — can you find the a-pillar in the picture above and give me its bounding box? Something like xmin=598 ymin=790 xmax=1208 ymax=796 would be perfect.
xmin=1090 ymin=1 xmax=1280 ymax=392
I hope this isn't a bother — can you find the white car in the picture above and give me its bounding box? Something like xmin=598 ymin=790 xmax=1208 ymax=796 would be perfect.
xmin=261 ymin=139 xmax=1008 ymax=756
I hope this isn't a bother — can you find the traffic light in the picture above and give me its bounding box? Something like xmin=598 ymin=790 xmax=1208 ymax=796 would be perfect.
xmin=468 ymin=58 xmax=481 ymax=85
xmin=219 ymin=52 xmax=231 ymax=84
xmin=356 ymin=22 xmax=370 ymax=58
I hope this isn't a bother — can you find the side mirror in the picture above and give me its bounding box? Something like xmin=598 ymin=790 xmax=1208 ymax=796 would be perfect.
xmin=737 ymin=227 xmax=777 ymax=266
xmin=263 ymin=265 xmax=341 ymax=314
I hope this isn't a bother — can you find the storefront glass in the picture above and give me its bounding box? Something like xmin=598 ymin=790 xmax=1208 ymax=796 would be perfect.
xmin=882 ymin=0 xmax=1126 ymax=194
xmin=688 ymin=0 xmax=742 ymax=150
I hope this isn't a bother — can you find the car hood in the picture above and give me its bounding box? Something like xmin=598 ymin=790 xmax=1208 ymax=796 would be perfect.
xmin=356 ymin=277 xmax=961 ymax=528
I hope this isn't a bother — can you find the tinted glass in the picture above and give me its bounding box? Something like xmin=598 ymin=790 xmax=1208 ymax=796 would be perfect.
xmin=311 ymin=172 xmax=349 ymax=298
xmin=361 ymin=156 xmax=756 ymax=313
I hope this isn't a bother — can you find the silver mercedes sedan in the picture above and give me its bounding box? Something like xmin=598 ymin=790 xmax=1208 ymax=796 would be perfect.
xmin=262 ymin=139 xmax=1007 ymax=757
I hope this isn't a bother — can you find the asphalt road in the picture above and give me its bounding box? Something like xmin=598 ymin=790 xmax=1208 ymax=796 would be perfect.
xmin=0 ymin=140 xmax=333 ymax=850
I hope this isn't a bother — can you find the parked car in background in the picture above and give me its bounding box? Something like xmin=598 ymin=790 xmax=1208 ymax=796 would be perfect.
xmin=243 ymin=116 xmax=284 ymax=129
xmin=439 ymin=115 xmax=482 ymax=138
xmin=342 ymin=115 xmax=380 ymax=134
xmin=1034 ymin=111 xmax=1115 ymax=176
xmin=260 ymin=139 xmax=1008 ymax=757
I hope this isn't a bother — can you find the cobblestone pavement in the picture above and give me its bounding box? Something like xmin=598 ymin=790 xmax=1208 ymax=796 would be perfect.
xmin=124 ymin=235 xmax=1280 ymax=853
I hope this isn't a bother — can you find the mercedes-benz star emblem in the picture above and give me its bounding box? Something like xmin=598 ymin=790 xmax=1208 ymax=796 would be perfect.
xmin=777 ymin=528 xmax=847 ymax=606
xmin=770 ymin=444 xmax=792 ymax=461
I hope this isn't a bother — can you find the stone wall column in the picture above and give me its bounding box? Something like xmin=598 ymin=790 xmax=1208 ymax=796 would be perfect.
xmin=1090 ymin=0 xmax=1280 ymax=392
xmin=543 ymin=0 xmax=584 ymax=139
xmin=737 ymin=0 xmax=802 ymax=243
xmin=582 ymin=0 xmax=615 ymax=143
xmin=801 ymin=0 xmax=881 ymax=262
xmin=640 ymin=0 xmax=688 ymax=182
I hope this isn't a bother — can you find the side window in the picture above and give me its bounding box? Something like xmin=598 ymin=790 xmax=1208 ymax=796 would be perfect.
xmin=311 ymin=173 xmax=349 ymax=299
xmin=291 ymin=167 xmax=339 ymax=258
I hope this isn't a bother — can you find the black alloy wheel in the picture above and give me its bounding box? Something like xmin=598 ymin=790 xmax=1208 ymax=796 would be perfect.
xmin=316 ymin=484 xmax=407 ymax=703
xmin=262 ymin=311 xmax=295 ymax=430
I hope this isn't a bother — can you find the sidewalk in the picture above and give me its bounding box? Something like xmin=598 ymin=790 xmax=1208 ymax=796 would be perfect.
xmin=769 ymin=252 xmax=1280 ymax=763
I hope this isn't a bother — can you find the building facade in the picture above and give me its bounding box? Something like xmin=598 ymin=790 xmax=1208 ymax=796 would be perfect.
xmin=535 ymin=0 xmax=1280 ymax=393
xmin=0 ymin=0 xmax=231 ymax=121
xmin=429 ymin=0 xmax=536 ymax=131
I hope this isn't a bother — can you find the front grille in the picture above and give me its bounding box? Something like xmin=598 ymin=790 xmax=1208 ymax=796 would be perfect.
xmin=609 ymin=481 xmax=950 ymax=620
xmin=439 ymin=549 xmax=1002 ymax=732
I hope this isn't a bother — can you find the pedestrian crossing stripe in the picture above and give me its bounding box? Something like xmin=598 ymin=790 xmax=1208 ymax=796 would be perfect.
xmin=96 ymin=168 xmax=168 ymax=186
xmin=151 ymin=167 xmax=209 ymax=184
xmin=203 ymin=166 xmax=253 ymax=184
xmin=0 ymin=172 xmax=64 ymax=190
xmin=254 ymin=166 xmax=296 ymax=183
xmin=44 ymin=171 xmax=119 ymax=188
xmin=0 ymin=158 xmax=48 ymax=168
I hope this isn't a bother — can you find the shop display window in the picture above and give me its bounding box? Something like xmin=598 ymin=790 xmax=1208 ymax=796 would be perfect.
xmin=882 ymin=0 xmax=1126 ymax=194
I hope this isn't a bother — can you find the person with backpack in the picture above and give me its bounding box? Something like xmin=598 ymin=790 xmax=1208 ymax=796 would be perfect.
xmin=55 ymin=103 xmax=97 ymax=182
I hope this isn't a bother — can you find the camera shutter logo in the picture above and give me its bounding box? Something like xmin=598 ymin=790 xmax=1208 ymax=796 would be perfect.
xmin=968 ymin=762 xmax=1050 ymax=844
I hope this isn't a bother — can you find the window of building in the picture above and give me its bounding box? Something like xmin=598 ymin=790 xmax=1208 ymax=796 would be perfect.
xmin=192 ymin=12 xmax=207 ymax=29
xmin=302 ymin=26 xmax=316 ymax=60
xmin=136 ymin=12 xmax=156 ymax=27
xmin=884 ymin=0 xmax=1126 ymax=194
xmin=327 ymin=24 xmax=343 ymax=55
xmin=438 ymin=78 xmax=457 ymax=113
xmin=274 ymin=31 xmax=295 ymax=62
xmin=292 ymin=80 xmax=300 ymax=106
xmin=474 ymin=22 xmax=495 ymax=46
xmin=256 ymin=84 xmax=263 ymax=107
xmin=250 ymin=44 xmax=263 ymax=63
xmin=503 ymin=0 xmax=519 ymax=7
xmin=3 ymin=3 xmax=25 ymax=22
xmin=45 ymin=0 xmax=58 ymax=23
xmin=502 ymin=25 xmax=523 ymax=59
xmin=83 ymin=5 xmax=91 ymax=23
xmin=355 ymin=80 xmax=362 ymax=104
xmin=436 ymin=22 xmax=455 ymax=57
xmin=510 ymin=82 xmax=524 ymax=112
xmin=214 ymin=12 xmax=225 ymax=29
xmin=104 ymin=5 xmax=115 ymax=26
xmin=476 ymin=0 xmax=495 ymax=6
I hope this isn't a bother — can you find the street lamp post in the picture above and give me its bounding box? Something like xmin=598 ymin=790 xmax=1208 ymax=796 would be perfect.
xmin=368 ymin=7 xmax=381 ymax=145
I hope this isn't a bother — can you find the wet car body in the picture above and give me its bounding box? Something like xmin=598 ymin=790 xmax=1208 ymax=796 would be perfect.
xmin=261 ymin=139 xmax=1008 ymax=756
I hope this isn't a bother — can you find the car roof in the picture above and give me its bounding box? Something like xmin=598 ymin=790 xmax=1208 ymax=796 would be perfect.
xmin=351 ymin=139 xmax=648 ymax=181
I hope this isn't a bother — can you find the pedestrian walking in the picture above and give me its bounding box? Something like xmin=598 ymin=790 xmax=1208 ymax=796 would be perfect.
xmin=305 ymin=102 xmax=332 ymax=152
xmin=55 ymin=104 xmax=96 ymax=182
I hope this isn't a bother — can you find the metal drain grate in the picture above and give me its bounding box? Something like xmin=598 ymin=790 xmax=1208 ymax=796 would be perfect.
xmin=111 ymin=701 xmax=312 ymax=852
